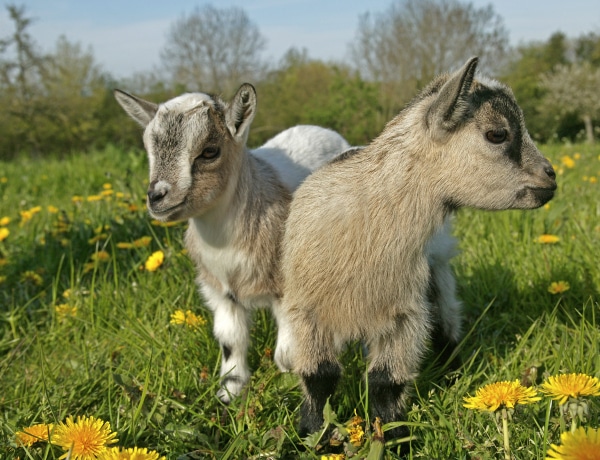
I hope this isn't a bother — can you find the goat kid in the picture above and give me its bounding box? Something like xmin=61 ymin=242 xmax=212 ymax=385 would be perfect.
xmin=114 ymin=84 xmax=350 ymax=402
xmin=280 ymin=57 xmax=557 ymax=437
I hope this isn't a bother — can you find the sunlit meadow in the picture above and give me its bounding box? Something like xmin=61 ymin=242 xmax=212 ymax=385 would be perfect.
xmin=0 ymin=143 xmax=598 ymax=459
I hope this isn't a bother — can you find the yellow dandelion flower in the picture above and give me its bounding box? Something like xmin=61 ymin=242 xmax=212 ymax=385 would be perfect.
xmin=133 ymin=236 xmax=152 ymax=248
xmin=88 ymin=234 xmax=108 ymax=245
xmin=47 ymin=205 xmax=59 ymax=213
xmin=115 ymin=192 xmax=125 ymax=199
xmin=463 ymin=380 xmax=541 ymax=412
xmin=92 ymin=251 xmax=111 ymax=262
xmin=101 ymin=190 xmax=114 ymax=197
xmin=540 ymin=373 xmax=600 ymax=406
xmin=321 ymin=455 xmax=345 ymax=460
xmin=116 ymin=242 xmax=134 ymax=249
xmin=55 ymin=304 xmax=78 ymax=319
xmin=51 ymin=415 xmax=117 ymax=460
xmin=21 ymin=270 xmax=43 ymax=286
xmin=102 ymin=183 xmax=112 ymax=190
xmin=589 ymin=176 xmax=598 ymax=184
xmin=347 ymin=412 xmax=365 ymax=447
xmin=87 ymin=195 xmax=103 ymax=202
xmin=0 ymin=177 xmax=6 ymax=183
xmin=538 ymin=234 xmax=560 ymax=244
xmin=63 ymin=289 xmax=72 ymax=299
xmin=573 ymin=153 xmax=581 ymax=160
xmin=127 ymin=203 xmax=139 ymax=212
xmin=546 ymin=426 xmax=600 ymax=460
xmin=0 ymin=275 xmax=6 ymax=284
xmin=98 ymin=446 xmax=166 ymax=460
xmin=0 ymin=216 xmax=10 ymax=226
xmin=0 ymin=227 xmax=9 ymax=241
xmin=170 ymin=309 xmax=186 ymax=325
xmin=72 ymin=195 xmax=84 ymax=204
xmin=145 ymin=250 xmax=164 ymax=272
xmin=170 ymin=309 xmax=206 ymax=329
xmin=561 ymin=155 xmax=575 ymax=169
xmin=548 ymin=281 xmax=570 ymax=295
xmin=15 ymin=423 xmax=54 ymax=447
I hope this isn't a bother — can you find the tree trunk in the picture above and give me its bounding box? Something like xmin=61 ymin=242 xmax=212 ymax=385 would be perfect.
xmin=583 ymin=114 xmax=595 ymax=144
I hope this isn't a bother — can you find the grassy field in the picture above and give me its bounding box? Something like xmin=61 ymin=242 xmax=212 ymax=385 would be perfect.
xmin=0 ymin=143 xmax=599 ymax=459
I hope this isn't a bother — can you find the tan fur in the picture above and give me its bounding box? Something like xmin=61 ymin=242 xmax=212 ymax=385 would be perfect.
xmin=281 ymin=57 xmax=557 ymax=436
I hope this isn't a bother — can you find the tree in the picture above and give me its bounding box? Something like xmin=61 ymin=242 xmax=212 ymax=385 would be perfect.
xmin=540 ymin=62 xmax=600 ymax=143
xmin=252 ymin=49 xmax=381 ymax=147
xmin=160 ymin=5 xmax=267 ymax=95
xmin=350 ymin=0 xmax=509 ymax=119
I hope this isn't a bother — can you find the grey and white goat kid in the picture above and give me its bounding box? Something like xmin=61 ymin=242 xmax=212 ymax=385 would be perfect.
xmin=114 ymin=84 xmax=350 ymax=402
xmin=280 ymin=57 xmax=557 ymax=437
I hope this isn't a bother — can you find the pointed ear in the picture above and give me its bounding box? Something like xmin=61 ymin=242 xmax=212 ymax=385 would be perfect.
xmin=427 ymin=57 xmax=478 ymax=140
xmin=113 ymin=89 xmax=158 ymax=127
xmin=226 ymin=83 xmax=257 ymax=143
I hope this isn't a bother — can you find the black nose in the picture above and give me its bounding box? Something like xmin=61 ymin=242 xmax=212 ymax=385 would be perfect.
xmin=545 ymin=165 xmax=556 ymax=180
xmin=147 ymin=180 xmax=167 ymax=204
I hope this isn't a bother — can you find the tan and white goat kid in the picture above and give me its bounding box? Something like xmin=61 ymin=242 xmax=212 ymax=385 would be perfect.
xmin=280 ymin=57 xmax=557 ymax=437
xmin=114 ymin=84 xmax=350 ymax=402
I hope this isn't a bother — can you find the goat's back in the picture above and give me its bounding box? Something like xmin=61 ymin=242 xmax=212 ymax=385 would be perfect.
xmin=253 ymin=125 xmax=350 ymax=191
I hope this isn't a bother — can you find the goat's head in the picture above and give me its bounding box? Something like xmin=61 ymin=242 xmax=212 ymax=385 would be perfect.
xmin=114 ymin=84 xmax=257 ymax=221
xmin=419 ymin=57 xmax=556 ymax=211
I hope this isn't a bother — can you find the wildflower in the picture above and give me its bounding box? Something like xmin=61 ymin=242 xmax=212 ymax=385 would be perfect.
xmin=541 ymin=373 xmax=600 ymax=406
xmin=0 ymin=275 xmax=6 ymax=284
xmin=561 ymin=155 xmax=575 ymax=169
xmin=347 ymin=412 xmax=365 ymax=447
xmin=589 ymin=176 xmax=598 ymax=184
xmin=92 ymin=251 xmax=111 ymax=262
xmin=72 ymin=195 xmax=84 ymax=204
xmin=0 ymin=216 xmax=10 ymax=226
xmin=101 ymin=189 xmax=114 ymax=197
xmin=321 ymin=455 xmax=345 ymax=460
xmin=0 ymin=177 xmax=6 ymax=183
xmin=98 ymin=446 xmax=166 ymax=460
xmin=47 ymin=205 xmax=59 ymax=213
xmin=88 ymin=234 xmax=108 ymax=244
xmin=546 ymin=426 xmax=600 ymax=460
xmin=63 ymin=289 xmax=72 ymax=299
xmin=151 ymin=219 xmax=180 ymax=227
xmin=0 ymin=227 xmax=8 ymax=242
xmin=464 ymin=380 xmax=541 ymax=412
xmin=465 ymin=380 xmax=540 ymax=460
xmin=55 ymin=304 xmax=78 ymax=319
xmin=87 ymin=195 xmax=103 ymax=202
xmin=145 ymin=250 xmax=164 ymax=271
xmin=51 ymin=415 xmax=118 ymax=460
xmin=117 ymin=242 xmax=134 ymax=249
xmin=20 ymin=206 xmax=42 ymax=224
xmin=548 ymin=281 xmax=570 ymax=295
xmin=538 ymin=234 xmax=560 ymax=244
xmin=133 ymin=236 xmax=152 ymax=248
xmin=170 ymin=309 xmax=206 ymax=329
xmin=102 ymin=183 xmax=112 ymax=190
xmin=15 ymin=423 xmax=54 ymax=447
xmin=21 ymin=270 xmax=43 ymax=286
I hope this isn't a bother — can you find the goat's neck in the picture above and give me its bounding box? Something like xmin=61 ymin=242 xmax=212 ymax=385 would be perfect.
xmin=369 ymin=135 xmax=449 ymax=255
xmin=189 ymin=151 xmax=258 ymax=248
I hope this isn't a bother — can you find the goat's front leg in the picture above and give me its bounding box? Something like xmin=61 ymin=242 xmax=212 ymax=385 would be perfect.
xmin=270 ymin=299 xmax=294 ymax=372
xmin=367 ymin=309 xmax=430 ymax=440
xmin=201 ymin=284 xmax=251 ymax=403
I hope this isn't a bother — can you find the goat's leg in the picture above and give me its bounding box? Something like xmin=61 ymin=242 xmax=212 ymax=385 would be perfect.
xmin=427 ymin=260 xmax=462 ymax=372
xmin=367 ymin=310 xmax=430 ymax=440
xmin=201 ymin=284 xmax=251 ymax=403
xmin=270 ymin=300 xmax=294 ymax=372
xmin=291 ymin=312 xmax=341 ymax=437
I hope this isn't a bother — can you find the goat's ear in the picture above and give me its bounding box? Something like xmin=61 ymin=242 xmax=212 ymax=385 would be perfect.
xmin=113 ymin=89 xmax=158 ymax=127
xmin=226 ymin=83 xmax=257 ymax=143
xmin=427 ymin=57 xmax=478 ymax=140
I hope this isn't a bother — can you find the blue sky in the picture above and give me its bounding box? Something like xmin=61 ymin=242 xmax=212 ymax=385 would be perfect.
xmin=2 ymin=0 xmax=599 ymax=78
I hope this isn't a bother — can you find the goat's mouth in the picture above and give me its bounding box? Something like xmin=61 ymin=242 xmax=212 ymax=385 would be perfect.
xmin=519 ymin=186 xmax=556 ymax=208
xmin=147 ymin=200 xmax=186 ymax=221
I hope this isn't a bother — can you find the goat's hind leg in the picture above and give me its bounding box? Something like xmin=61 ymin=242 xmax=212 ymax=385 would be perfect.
xmin=202 ymin=285 xmax=252 ymax=403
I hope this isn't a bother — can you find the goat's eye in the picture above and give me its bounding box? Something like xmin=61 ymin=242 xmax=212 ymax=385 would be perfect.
xmin=200 ymin=146 xmax=220 ymax=160
xmin=485 ymin=128 xmax=508 ymax=144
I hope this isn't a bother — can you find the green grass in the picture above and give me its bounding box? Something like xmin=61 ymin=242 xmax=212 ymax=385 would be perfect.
xmin=0 ymin=143 xmax=598 ymax=459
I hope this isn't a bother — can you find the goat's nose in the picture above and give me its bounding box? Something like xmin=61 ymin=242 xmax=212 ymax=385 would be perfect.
xmin=147 ymin=180 xmax=167 ymax=204
xmin=545 ymin=165 xmax=556 ymax=181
